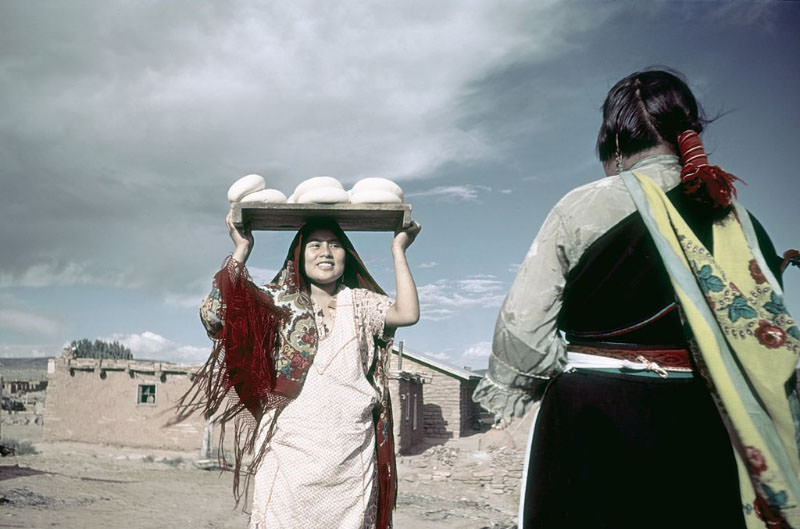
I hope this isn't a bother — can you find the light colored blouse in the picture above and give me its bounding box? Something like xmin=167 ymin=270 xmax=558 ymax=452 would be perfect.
xmin=473 ymin=155 xmax=684 ymax=420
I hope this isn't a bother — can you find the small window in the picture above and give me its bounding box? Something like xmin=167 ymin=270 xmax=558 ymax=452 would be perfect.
xmin=138 ymin=384 xmax=156 ymax=405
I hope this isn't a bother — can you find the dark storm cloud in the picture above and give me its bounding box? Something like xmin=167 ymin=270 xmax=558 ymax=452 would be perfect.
xmin=0 ymin=0 xmax=557 ymax=294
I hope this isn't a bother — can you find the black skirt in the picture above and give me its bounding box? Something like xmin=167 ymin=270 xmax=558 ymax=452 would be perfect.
xmin=521 ymin=369 xmax=746 ymax=529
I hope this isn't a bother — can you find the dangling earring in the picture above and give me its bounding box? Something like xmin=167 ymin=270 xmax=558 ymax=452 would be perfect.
xmin=614 ymin=134 xmax=623 ymax=174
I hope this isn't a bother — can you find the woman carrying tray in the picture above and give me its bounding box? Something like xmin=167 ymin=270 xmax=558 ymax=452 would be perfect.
xmin=176 ymin=211 xmax=421 ymax=529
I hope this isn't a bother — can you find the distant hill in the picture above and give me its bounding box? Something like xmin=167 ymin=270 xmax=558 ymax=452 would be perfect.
xmin=0 ymin=357 xmax=50 ymax=381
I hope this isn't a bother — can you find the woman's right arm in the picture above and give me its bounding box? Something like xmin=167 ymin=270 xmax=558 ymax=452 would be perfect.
xmin=228 ymin=210 xmax=254 ymax=265
xmin=196 ymin=212 xmax=287 ymax=424
xmin=472 ymin=205 xmax=571 ymax=421
xmin=199 ymin=211 xmax=257 ymax=338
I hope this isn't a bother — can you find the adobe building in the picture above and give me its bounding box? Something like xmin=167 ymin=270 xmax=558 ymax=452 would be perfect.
xmin=0 ymin=358 xmax=49 ymax=396
xmin=388 ymin=344 xmax=485 ymax=443
xmin=43 ymin=350 xmax=209 ymax=452
xmin=2 ymin=379 xmax=47 ymax=395
xmin=43 ymin=348 xmax=430 ymax=455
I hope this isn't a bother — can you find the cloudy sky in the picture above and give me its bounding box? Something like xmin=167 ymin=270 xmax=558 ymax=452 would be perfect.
xmin=1 ymin=1 xmax=798 ymax=369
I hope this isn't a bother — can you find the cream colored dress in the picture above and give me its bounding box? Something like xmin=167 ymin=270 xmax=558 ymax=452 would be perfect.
xmin=248 ymin=287 xmax=390 ymax=529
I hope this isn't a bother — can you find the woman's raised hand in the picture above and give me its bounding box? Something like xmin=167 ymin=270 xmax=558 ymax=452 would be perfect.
xmin=226 ymin=210 xmax=254 ymax=263
xmin=392 ymin=220 xmax=421 ymax=252
xmin=386 ymin=220 xmax=421 ymax=328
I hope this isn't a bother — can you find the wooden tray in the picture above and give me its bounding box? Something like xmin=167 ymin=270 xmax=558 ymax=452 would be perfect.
xmin=231 ymin=202 xmax=412 ymax=232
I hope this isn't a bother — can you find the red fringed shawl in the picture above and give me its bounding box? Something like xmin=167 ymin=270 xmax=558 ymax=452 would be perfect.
xmin=216 ymin=261 xmax=294 ymax=415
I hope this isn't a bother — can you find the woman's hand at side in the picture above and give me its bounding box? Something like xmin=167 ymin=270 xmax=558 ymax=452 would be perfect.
xmin=385 ymin=221 xmax=422 ymax=328
xmin=226 ymin=210 xmax=254 ymax=264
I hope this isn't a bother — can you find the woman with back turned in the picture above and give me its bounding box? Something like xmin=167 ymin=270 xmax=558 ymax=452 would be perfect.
xmin=474 ymin=69 xmax=800 ymax=528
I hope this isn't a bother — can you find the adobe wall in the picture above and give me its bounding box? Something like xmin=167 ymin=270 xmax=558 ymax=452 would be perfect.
xmin=43 ymin=357 xmax=207 ymax=451
xmin=388 ymin=375 xmax=425 ymax=454
xmin=389 ymin=355 xmax=463 ymax=441
xmin=459 ymin=378 xmax=483 ymax=435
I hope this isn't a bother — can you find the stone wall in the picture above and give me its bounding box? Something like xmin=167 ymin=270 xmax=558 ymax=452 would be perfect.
xmin=43 ymin=357 xmax=207 ymax=451
xmin=397 ymin=443 xmax=525 ymax=501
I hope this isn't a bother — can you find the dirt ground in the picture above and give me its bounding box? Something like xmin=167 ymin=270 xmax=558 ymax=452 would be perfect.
xmin=0 ymin=419 xmax=528 ymax=529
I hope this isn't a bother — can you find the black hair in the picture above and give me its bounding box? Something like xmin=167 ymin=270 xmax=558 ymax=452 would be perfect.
xmin=277 ymin=217 xmax=386 ymax=295
xmin=296 ymin=218 xmax=351 ymax=288
xmin=596 ymin=69 xmax=708 ymax=162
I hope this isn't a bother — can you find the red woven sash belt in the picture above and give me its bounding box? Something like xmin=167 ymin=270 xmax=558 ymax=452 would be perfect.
xmin=569 ymin=344 xmax=693 ymax=370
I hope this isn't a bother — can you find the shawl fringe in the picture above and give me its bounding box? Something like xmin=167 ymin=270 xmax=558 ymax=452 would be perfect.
xmin=170 ymin=258 xmax=290 ymax=504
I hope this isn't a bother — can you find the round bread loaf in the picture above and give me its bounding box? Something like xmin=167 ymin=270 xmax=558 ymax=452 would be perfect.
xmin=350 ymin=177 xmax=403 ymax=199
xmin=292 ymin=176 xmax=344 ymax=198
xmin=349 ymin=190 xmax=403 ymax=204
xmin=239 ymin=188 xmax=288 ymax=203
xmin=227 ymin=174 xmax=266 ymax=203
xmin=296 ymin=187 xmax=351 ymax=204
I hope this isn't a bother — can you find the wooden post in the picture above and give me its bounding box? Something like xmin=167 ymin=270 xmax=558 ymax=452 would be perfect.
xmin=397 ymin=340 xmax=404 ymax=371
xmin=201 ymin=421 xmax=213 ymax=460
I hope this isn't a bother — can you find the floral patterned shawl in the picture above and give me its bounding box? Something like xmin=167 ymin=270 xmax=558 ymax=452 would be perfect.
xmin=623 ymin=170 xmax=800 ymax=528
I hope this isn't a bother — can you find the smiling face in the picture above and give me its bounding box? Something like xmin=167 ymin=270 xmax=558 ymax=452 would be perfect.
xmin=302 ymin=228 xmax=346 ymax=287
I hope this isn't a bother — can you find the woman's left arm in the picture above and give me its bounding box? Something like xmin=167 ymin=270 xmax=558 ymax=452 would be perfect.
xmin=385 ymin=221 xmax=422 ymax=328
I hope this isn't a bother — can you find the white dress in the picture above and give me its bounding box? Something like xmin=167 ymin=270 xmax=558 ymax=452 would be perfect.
xmin=248 ymin=287 xmax=388 ymax=529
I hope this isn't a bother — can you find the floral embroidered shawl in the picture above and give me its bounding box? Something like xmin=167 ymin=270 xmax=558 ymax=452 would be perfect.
xmin=623 ymin=170 xmax=800 ymax=528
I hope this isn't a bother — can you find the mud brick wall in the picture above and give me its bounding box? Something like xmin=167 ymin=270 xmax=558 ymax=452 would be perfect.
xmin=388 ymin=376 xmax=425 ymax=454
xmin=459 ymin=379 xmax=484 ymax=434
xmin=43 ymin=358 xmax=207 ymax=451
xmin=389 ymin=354 xmax=476 ymax=441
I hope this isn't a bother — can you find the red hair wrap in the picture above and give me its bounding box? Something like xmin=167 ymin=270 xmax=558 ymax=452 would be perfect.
xmin=678 ymin=130 xmax=742 ymax=209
